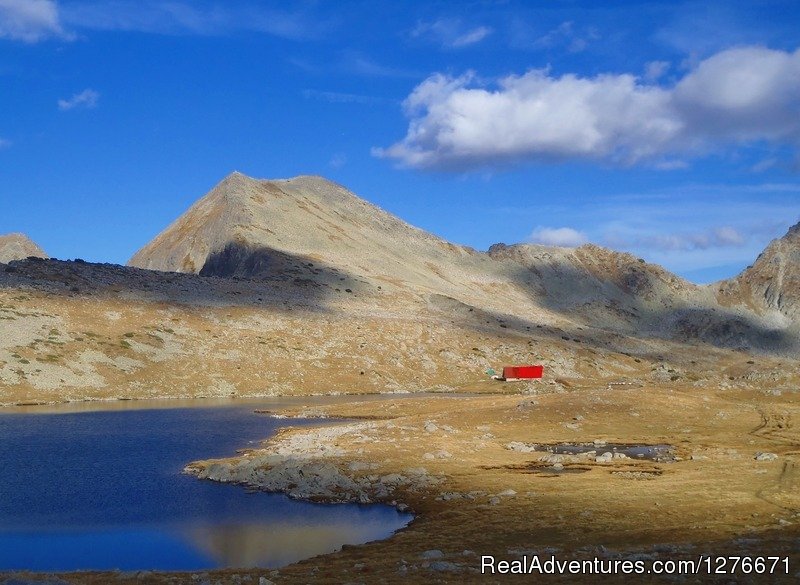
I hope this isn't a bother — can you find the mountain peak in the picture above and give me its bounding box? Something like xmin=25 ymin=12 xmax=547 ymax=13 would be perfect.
xmin=0 ymin=232 xmax=48 ymax=263
xmin=127 ymin=172 xmax=451 ymax=279
xmin=211 ymin=170 xmax=258 ymax=199
xmin=209 ymin=173 xmax=348 ymax=208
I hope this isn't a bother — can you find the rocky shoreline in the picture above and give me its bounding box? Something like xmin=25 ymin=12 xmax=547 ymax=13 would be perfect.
xmin=185 ymin=418 xmax=444 ymax=510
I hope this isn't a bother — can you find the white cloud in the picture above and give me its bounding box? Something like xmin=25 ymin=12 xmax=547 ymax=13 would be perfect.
xmin=673 ymin=46 xmax=800 ymax=140
xmin=0 ymin=0 xmax=69 ymax=42
xmin=58 ymin=88 xmax=99 ymax=111
xmin=377 ymin=46 xmax=800 ymax=170
xmin=528 ymin=226 xmax=588 ymax=247
xmin=0 ymin=137 xmax=11 ymax=149
xmin=452 ymin=26 xmax=492 ymax=48
xmin=412 ymin=18 xmax=492 ymax=49
xmin=375 ymin=70 xmax=679 ymax=168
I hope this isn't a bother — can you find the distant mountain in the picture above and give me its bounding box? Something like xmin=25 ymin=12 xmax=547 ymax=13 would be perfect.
xmin=127 ymin=172 xmax=797 ymax=354
xmin=717 ymin=222 xmax=800 ymax=322
xmin=0 ymin=233 xmax=47 ymax=263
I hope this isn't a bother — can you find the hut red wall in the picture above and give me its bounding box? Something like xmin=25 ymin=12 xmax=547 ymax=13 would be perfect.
xmin=502 ymin=365 xmax=543 ymax=379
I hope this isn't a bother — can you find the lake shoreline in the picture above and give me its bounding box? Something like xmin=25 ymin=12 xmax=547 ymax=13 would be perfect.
xmin=0 ymin=398 xmax=415 ymax=576
xmin=0 ymin=387 xmax=498 ymax=413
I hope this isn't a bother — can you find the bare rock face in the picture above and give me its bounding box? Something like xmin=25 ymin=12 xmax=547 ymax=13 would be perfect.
xmin=717 ymin=222 xmax=800 ymax=322
xmin=0 ymin=233 xmax=48 ymax=263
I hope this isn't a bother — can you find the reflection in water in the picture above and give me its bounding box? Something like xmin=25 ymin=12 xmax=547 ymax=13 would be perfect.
xmin=187 ymin=520 xmax=402 ymax=568
xmin=0 ymin=400 xmax=413 ymax=571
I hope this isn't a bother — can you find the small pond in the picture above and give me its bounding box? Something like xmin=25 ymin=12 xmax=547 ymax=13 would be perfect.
xmin=538 ymin=442 xmax=676 ymax=462
xmin=0 ymin=397 xmax=413 ymax=571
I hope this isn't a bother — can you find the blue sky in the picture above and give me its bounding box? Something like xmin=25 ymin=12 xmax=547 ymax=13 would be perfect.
xmin=1 ymin=0 xmax=799 ymax=283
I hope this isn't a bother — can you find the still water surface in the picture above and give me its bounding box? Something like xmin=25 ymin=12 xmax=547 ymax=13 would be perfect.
xmin=0 ymin=397 xmax=413 ymax=571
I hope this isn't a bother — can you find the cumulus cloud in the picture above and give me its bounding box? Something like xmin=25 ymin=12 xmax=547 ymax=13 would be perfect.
xmin=376 ymin=46 xmax=800 ymax=170
xmin=528 ymin=226 xmax=588 ymax=247
xmin=673 ymin=47 xmax=800 ymax=140
xmin=58 ymin=88 xmax=99 ymax=111
xmin=374 ymin=69 xmax=679 ymax=168
xmin=412 ymin=18 xmax=492 ymax=48
xmin=0 ymin=0 xmax=69 ymax=42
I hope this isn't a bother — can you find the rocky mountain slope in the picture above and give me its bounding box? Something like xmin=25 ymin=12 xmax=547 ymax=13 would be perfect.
xmin=717 ymin=222 xmax=800 ymax=322
xmin=128 ymin=172 xmax=485 ymax=295
xmin=0 ymin=233 xmax=47 ymax=263
xmin=486 ymin=242 xmax=708 ymax=329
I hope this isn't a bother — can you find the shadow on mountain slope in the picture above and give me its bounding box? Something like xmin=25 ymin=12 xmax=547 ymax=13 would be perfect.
xmin=422 ymin=250 xmax=795 ymax=356
xmin=0 ymin=243 xmax=369 ymax=310
xmin=3 ymin=245 xmax=795 ymax=356
xmin=199 ymin=241 xmax=361 ymax=290
xmin=493 ymin=260 xmax=798 ymax=355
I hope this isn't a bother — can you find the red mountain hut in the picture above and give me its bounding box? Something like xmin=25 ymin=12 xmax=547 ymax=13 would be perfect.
xmin=496 ymin=365 xmax=544 ymax=381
